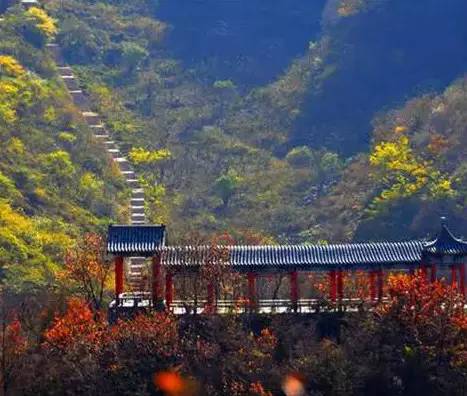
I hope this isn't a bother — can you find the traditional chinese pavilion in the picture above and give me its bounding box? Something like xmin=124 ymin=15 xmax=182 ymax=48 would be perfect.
xmin=107 ymin=220 xmax=466 ymax=315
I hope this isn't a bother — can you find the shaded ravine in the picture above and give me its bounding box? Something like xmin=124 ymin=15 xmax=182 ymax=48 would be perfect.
xmin=46 ymin=42 xmax=146 ymax=289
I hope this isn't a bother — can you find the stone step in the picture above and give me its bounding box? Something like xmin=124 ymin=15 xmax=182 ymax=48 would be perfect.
xmin=63 ymin=77 xmax=80 ymax=90
xmin=70 ymin=91 xmax=90 ymax=109
xmin=131 ymin=207 xmax=145 ymax=214
xmin=94 ymin=134 xmax=110 ymax=139
xmin=131 ymin=213 xmax=145 ymax=218
xmin=126 ymin=179 xmax=140 ymax=188
xmin=59 ymin=69 xmax=74 ymax=77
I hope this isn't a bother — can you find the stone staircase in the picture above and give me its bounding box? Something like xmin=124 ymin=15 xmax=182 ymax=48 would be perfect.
xmin=47 ymin=42 xmax=146 ymax=289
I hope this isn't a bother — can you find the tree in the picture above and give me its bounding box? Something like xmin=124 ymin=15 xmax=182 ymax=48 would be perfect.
xmin=0 ymin=300 xmax=27 ymax=396
xmin=369 ymin=135 xmax=455 ymax=214
xmin=213 ymin=170 xmax=242 ymax=208
xmin=61 ymin=233 xmax=112 ymax=312
xmin=343 ymin=272 xmax=467 ymax=395
xmin=121 ymin=42 xmax=148 ymax=73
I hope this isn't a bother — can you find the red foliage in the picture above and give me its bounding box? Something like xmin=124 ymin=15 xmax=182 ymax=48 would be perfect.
xmin=378 ymin=272 xmax=467 ymax=367
xmin=43 ymin=298 xmax=104 ymax=351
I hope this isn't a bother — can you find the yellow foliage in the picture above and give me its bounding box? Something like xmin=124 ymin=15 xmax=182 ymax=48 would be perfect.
xmin=0 ymin=55 xmax=25 ymax=77
xmin=7 ymin=138 xmax=25 ymax=155
xmin=394 ymin=125 xmax=408 ymax=134
xmin=26 ymin=7 xmax=58 ymax=38
xmin=369 ymin=135 xmax=455 ymax=211
xmin=43 ymin=106 xmax=56 ymax=122
xmin=129 ymin=147 xmax=172 ymax=164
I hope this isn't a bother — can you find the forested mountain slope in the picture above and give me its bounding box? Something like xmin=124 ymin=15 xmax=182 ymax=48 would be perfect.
xmin=1 ymin=0 xmax=465 ymax=268
xmin=0 ymin=4 xmax=126 ymax=290
xmin=42 ymin=0 xmax=467 ymax=244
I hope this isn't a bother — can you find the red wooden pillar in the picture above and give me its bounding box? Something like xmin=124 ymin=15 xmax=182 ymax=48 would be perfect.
xmin=115 ymin=256 xmax=124 ymax=299
xmin=430 ymin=264 xmax=437 ymax=283
xmin=152 ymin=253 xmax=162 ymax=305
xmin=420 ymin=265 xmax=428 ymax=280
xmin=207 ymin=282 xmax=215 ymax=309
xmin=290 ymin=271 xmax=299 ymax=312
xmin=368 ymin=271 xmax=376 ymax=301
xmin=248 ymin=273 xmax=257 ymax=311
xmin=459 ymin=263 xmax=465 ymax=297
xmin=328 ymin=270 xmax=337 ymax=302
xmin=337 ymin=270 xmax=344 ymax=301
xmin=165 ymin=272 xmax=174 ymax=309
xmin=376 ymin=269 xmax=384 ymax=301
xmin=450 ymin=265 xmax=458 ymax=290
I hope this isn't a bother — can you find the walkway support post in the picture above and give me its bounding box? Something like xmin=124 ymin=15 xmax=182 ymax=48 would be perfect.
xmin=207 ymin=282 xmax=215 ymax=312
xmin=115 ymin=256 xmax=124 ymax=302
xmin=248 ymin=273 xmax=257 ymax=312
xmin=290 ymin=271 xmax=299 ymax=312
xmin=420 ymin=265 xmax=428 ymax=280
xmin=328 ymin=270 xmax=337 ymax=302
xmin=165 ymin=272 xmax=174 ymax=310
xmin=152 ymin=253 xmax=162 ymax=306
xmin=337 ymin=269 xmax=344 ymax=303
xmin=450 ymin=265 xmax=458 ymax=290
xmin=459 ymin=263 xmax=465 ymax=298
xmin=369 ymin=270 xmax=376 ymax=301
xmin=377 ymin=269 xmax=384 ymax=302
xmin=430 ymin=264 xmax=437 ymax=283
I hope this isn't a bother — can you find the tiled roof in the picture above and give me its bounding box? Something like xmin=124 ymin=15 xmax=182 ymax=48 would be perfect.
xmin=423 ymin=224 xmax=467 ymax=256
xmin=160 ymin=240 xmax=426 ymax=270
xmin=107 ymin=225 xmax=166 ymax=256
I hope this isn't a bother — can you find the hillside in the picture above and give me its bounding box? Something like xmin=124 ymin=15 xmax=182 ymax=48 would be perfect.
xmin=0 ymin=4 xmax=126 ymax=290
xmin=1 ymin=0 xmax=466 ymax=287
xmin=42 ymin=0 xmax=467 ymax=245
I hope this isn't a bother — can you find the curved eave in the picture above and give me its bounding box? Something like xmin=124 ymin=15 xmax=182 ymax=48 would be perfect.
xmin=423 ymin=225 xmax=467 ymax=256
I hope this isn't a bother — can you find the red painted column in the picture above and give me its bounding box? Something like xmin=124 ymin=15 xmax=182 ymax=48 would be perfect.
xmin=430 ymin=264 xmax=437 ymax=283
xmin=328 ymin=270 xmax=337 ymax=302
xmin=369 ymin=271 xmax=376 ymax=301
xmin=459 ymin=263 xmax=465 ymax=298
xmin=450 ymin=265 xmax=458 ymax=290
xmin=115 ymin=256 xmax=124 ymax=299
xmin=152 ymin=254 xmax=162 ymax=305
xmin=420 ymin=265 xmax=428 ymax=280
xmin=165 ymin=272 xmax=174 ymax=309
xmin=290 ymin=271 xmax=299 ymax=312
xmin=248 ymin=273 xmax=257 ymax=311
xmin=377 ymin=269 xmax=384 ymax=301
xmin=207 ymin=282 xmax=215 ymax=309
xmin=337 ymin=270 xmax=344 ymax=301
